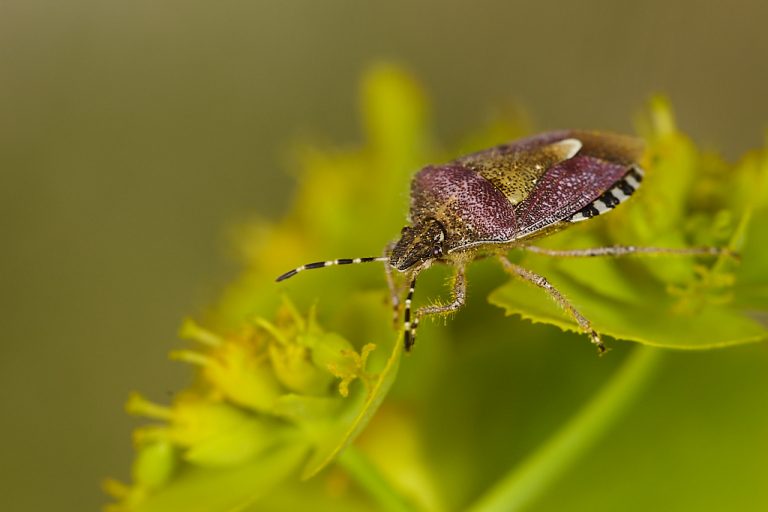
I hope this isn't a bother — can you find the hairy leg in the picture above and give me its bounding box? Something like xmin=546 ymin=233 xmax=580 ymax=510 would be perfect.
xmin=498 ymin=255 xmax=606 ymax=354
xmin=519 ymin=245 xmax=733 ymax=259
xmin=416 ymin=266 xmax=467 ymax=318
xmin=404 ymin=265 xmax=467 ymax=351
xmin=382 ymin=241 xmax=403 ymax=326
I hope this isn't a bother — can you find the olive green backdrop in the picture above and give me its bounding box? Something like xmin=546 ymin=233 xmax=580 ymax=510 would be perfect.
xmin=1 ymin=1 xmax=766 ymax=511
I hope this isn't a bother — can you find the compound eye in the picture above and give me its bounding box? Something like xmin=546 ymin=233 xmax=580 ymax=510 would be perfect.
xmin=431 ymin=246 xmax=443 ymax=258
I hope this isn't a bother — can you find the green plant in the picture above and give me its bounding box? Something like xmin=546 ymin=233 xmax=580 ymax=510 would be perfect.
xmin=105 ymin=65 xmax=768 ymax=512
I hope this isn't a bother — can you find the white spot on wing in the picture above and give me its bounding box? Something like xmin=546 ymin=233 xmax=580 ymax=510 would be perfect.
xmin=555 ymin=138 xmax=583 ymax=160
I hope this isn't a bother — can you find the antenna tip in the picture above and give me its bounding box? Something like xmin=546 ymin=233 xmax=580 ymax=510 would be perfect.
xmin=276 ymin=269 xmax=298 ymax=282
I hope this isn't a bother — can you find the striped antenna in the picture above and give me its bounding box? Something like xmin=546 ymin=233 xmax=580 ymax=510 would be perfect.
xmin=403 ymin=277 xmax=418 ymax=351
xmin=275 ymin=256 xmax=390 ymax=282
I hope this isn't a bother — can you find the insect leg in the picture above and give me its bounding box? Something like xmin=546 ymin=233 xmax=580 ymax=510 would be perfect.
xmin=498 ymin=256 xmax=606 ymax=354
xmin=519 ymin=245 xmax=735 ymax=259
xmin=383 ymin=241 xmax=403 ymax=326
xmin=403 ymin=278 xmax=418 ymax=351
xmin=415 ymin=266 xmax=467 ymax=318
xmin=406 ymin=266 xmax=467 ymax=351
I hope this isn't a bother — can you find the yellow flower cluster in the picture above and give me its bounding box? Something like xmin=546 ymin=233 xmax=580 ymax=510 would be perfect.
xmin=105 ymin=300 xmax=387 ymax=511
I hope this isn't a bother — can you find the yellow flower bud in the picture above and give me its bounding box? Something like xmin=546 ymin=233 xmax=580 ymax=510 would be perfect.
xmin=268 ymin=342 xmax=334 ymax=395
xmin=131 ymin=440 xmax=177 ymax=491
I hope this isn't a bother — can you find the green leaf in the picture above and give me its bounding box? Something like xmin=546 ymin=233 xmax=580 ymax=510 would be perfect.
xmin=486 ymin=99 xmax=768 ymax=351
xmin=488 ymin=256 xmax=768 ymax=349
xmin=132 ymin=443 xmax=308 ymax=512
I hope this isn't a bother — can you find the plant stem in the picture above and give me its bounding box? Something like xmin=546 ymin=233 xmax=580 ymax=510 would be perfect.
xmin=338 ymin=445 xmax=416 ymax=512
xmin=468 ymin=346 xmax=663 ymax=512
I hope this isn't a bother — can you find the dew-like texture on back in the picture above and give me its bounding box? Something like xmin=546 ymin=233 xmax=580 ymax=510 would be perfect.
xmin=408 ymin=131 xmax=645 ymax=249
xmin=456 ymin=131 xmax=573 ymax=206
xmin=409 ymin=164 xmax=518 ymax=249
xmin=513 ymin=155 xmax=629 ymax=238
xmin=511 ymin=131 xmax=644 ymax=238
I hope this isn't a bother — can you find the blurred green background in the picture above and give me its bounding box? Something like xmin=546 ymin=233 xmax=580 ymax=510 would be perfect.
xmin=1 ymin=1 xmax=767 ymax=511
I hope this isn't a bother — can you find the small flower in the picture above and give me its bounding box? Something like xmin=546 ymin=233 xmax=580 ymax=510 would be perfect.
xmin=325 ymin=342 xmax=377 ymax=398
xmin=174 ymin=320 xmax=283 ymax=412
xmin=107 ymin=296 xmax=399 ymax=511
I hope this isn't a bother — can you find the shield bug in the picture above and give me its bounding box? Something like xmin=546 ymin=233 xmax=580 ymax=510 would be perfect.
xmin=277 ymin=131 xmax=728 ymax=353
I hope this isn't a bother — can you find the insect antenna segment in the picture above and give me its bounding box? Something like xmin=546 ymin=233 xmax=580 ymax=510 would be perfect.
xmin=275 ymin=257 xmax=390 ymax=282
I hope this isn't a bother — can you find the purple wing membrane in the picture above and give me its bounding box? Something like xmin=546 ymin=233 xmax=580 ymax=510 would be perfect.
xmin=514 ymin=155 xmax=629 ymax=237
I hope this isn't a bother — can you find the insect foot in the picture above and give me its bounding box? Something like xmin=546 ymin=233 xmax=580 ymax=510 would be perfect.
xmin=589 ymin=330 xmax=608 ymax=355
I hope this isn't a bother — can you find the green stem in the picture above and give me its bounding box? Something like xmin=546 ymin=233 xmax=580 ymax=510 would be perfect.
xmin=338 ymin=445 xmax=416 ymax=512
xmin=468 ymin=346 xmax=663 ymax=512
